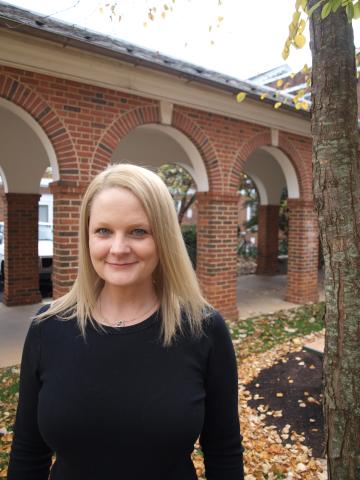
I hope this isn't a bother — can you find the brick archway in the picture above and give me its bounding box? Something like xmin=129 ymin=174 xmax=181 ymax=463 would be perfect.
xmin=0 ymin=74 xmax=77 ymax=180
xmin=91 ymin=104 xmax=221 ymax=192
xmin=90 ymin=105 xmax=161 ymax=176
xmin=171 ymin=108 xmax=223 ymax=192
xmin=228 ymin=130 xmax=306 ymax=199
xmin=228 ymin=129 xmax=318 ymax=305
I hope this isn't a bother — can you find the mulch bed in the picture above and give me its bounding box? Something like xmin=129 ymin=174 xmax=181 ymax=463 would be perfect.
xmin=246 ymin=349 xmax=325 ymax=459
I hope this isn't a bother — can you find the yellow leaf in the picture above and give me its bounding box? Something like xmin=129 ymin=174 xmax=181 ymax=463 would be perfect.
xmin=236 ymin=92 xmax=247 ymax=103
xmin=294 ymin=33 xmax=306 ymax=49
xmin=295 ymin=102 xmax=302 ymax=110
xmin=282 ymin=47 xmax=289 ymax=60
xmin=306 ymin=77 xmax=312 ymax=87
xmin=276 ymin=79 xmax=284 ymax=87
xmin=208 ymin=25 xmax=212 ymax=32
xmin=292 ymin=11 xmax=301 ymax=24
xmin=274 ymin=102 xmax=282 ymax=109
xmin=298 ymin=19 xmax=306 ymax=33
xmin=161 ymin=11 xmax=166 ymax=18
xmin=164 ymin=3 xmax=169 ymax=10
xmin=217 ymin=16 xmax=224 ymax=22
xmin=301 ymin=63 xmax=309 ymax=74
xmin=260 ymin=93 xmax=268 ymax=100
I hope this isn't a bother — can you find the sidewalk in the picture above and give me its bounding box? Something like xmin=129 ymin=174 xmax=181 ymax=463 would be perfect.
xmin=237 ymin=273 xmax=325 ymax=319
xmin=0 ymin=300 xmax=47 ymax=368
xmin=0 ymin=273 xmax=325 ymax=368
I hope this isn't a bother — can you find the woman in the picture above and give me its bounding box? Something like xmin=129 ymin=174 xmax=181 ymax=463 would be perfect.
xmin=8 ymin=164 xmax=244 ymax=480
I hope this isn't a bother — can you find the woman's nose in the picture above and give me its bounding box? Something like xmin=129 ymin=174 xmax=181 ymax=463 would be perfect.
xmin=109 ymin=234 xmax=131 ymax=254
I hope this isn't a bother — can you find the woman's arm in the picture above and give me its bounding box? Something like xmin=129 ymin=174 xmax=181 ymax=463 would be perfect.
xmin=7 ymin=319 xmax=53 ymax=480
xmin=199 ymin=312 xmax=244 ymax=480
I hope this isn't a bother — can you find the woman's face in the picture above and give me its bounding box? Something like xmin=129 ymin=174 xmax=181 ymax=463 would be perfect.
xmin=88 ymin=187 xmax=159 ymax=291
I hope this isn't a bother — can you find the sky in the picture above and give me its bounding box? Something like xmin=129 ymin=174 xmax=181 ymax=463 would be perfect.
xmin=4 ymin=0 xmax=360 ymax=80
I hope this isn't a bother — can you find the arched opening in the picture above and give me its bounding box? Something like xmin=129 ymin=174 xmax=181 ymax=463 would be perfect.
xmin=0 ymin=99 xmax=57 ymax=305
xmin=237 ymin=145 xmax=304 ymax=317
xmin=110 ymin=124 xmax=209 ymax=192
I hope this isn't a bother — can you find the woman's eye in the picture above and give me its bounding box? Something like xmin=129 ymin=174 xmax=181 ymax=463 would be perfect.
xmin=96 ymin=228 xmax=110 ymax=236
xmin=131 ymin=228 xmax=147 ymax=237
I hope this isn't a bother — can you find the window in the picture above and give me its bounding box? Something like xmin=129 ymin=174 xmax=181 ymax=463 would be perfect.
xmin=39 ymin=205 xmax=49 ymax=222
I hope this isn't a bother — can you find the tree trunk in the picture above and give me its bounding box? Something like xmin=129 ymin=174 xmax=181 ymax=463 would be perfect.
xmin=309 ymin=2 xmax=360 ymax=478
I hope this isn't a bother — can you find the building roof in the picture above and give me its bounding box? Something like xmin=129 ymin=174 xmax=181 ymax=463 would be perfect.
xmin=0 ymin=1 xmax=310 ymax=117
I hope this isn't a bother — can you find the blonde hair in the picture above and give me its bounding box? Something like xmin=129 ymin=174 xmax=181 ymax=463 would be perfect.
xmin=35 ymin=164 xmax=211 ymax=346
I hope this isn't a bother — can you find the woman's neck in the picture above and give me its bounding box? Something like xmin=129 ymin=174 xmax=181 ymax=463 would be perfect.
xmin=97 ymin=282 xmax=159 ymax=324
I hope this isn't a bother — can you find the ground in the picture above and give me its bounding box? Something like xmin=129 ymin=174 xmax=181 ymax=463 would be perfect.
xmin=0 ymin=303 xmax=326 ymax=479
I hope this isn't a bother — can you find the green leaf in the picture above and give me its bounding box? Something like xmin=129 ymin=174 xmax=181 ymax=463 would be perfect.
xmin=308 ymin=0 xmax=325 ymax=16
xmin=321 ymin=1 xmax=332 ymax=18
xmin=296 ymin=0 xmax=308 ymax=8
xmin=346 ymin=2 xmax=354 ymax=20
xmin=354 ymin=2 xmax=360 ymax=19
xmin=301 ymin=0 xmax=308 ymax=10
xmin=332 ymin=0 xmax=342 ymax=11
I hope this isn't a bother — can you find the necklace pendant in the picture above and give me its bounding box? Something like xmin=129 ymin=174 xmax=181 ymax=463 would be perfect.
xmin=115 ymin=320 xmax=124 ymax=327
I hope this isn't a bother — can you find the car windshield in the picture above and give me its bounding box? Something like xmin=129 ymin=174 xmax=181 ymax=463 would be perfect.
xmin=39 ymin=224 xmax=53 ymax=241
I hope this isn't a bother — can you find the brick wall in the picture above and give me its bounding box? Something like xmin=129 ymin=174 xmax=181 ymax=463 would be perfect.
xmin=0 ymin=65 xmax=316 ymax=313
xmin=3 ymin=193 xmax=41 ymax=305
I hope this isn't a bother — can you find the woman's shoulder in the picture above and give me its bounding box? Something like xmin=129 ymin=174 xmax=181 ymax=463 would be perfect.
xmin=32 ymin=303 xmax=76 ymax=333
xmin=202 ymin=308 xmax=232 ymax=337
xmin=179 ymin=307 xmax=230 ymax=341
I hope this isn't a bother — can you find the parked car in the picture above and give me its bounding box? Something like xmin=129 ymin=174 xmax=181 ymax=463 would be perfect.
xmin=0 ymin=222 xmax=53 ymax=281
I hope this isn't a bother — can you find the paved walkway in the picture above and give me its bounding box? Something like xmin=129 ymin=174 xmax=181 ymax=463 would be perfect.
xmin=0 ymin=274 xmax=325 ymax=368
xmin=237 ymin=273 xmax=325 ymax=319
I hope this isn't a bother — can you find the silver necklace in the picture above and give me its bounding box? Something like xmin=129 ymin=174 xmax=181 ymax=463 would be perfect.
xmin=98 ymin=296 xmax=159 ymax=328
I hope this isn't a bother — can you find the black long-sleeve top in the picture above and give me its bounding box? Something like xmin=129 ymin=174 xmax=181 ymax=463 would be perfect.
xmin=7 ymin=308 xmax=244 ymax=480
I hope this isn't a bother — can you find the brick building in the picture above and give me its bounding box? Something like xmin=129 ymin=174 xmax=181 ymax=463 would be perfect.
xmin=0 ymin=3 xmax=319 ymax=319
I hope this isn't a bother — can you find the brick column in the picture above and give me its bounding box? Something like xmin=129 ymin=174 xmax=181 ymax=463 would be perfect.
xmin=196 ymin=192 xmax=239 ymax=321
xmin=256 ymin=205 xmax=280 ymax=275
xmin=3 ymin=193 xmax=41 ymax=305
xmin=286 ymin=199 xmax=319 ymax=303
xmin=50 ymin=181 xmax=87 ymax=299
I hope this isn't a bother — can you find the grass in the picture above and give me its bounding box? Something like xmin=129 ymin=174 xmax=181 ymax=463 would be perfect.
xmin=229 ymin=302 xmax=325 ymax=356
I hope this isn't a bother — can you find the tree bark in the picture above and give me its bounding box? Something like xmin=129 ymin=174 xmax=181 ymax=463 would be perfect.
xmin=309 ymin=2 xmax=360 ymax=478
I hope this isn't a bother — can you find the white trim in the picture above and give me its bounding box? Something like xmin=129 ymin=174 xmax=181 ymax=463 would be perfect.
xmin=139 ymin=124 xmax=209 ymax=191
xmin=261 ymin=146 xmax=300 ymax=199
xmin=249 ymin=173 xmax=268 ymax=205
xmin=271 ymin=128 xmax=279 ymax=147
xmin=0 ymin=30 xmax=311 ymax=138
xmin=160 ymin=101 xmax=173 ymax=125
xmin=0 ymin=166 xmax=8 ymax=192
xmin=0 ymin=97 xmax=59 ymax=190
